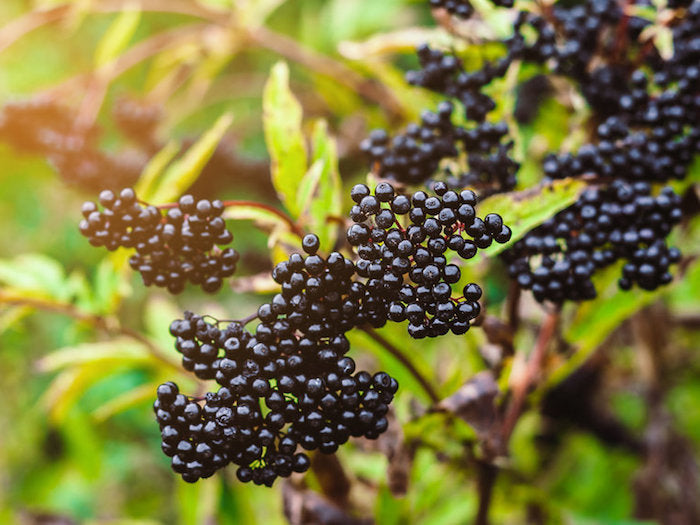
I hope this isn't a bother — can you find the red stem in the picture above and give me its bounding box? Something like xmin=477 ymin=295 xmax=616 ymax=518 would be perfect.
xmin=155 ymin=199 xmax=304 ymax=238
xmin=501 ymin=309 xmax=560 ymax=443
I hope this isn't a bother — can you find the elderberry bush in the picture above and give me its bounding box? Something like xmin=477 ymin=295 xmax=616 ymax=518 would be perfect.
xmin=79 ymin=188 xmax=238 ymax=293
xmin=372 ymin=0 xmax=697 ymax=303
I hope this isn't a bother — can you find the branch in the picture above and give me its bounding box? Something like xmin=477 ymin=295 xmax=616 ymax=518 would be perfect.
xmin=360 ymin=326 xmax=440 ymax=404
xmin=475 ymin=461 xmax=498 ymax=525
xmin=0 ymin=290 xmax=180 ymax=371
xmin=246 ymin=25 xmax=405 ymax=121
xmin=501 ymin=309 xmax=560 ymax=444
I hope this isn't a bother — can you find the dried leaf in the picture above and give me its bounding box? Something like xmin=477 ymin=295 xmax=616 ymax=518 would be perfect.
xmin=437 ymin=371 xmax=500 ymax=439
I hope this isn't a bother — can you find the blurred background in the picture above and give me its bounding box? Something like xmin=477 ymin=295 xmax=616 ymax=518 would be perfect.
xmin=0 ymin=1 xmax=699 ymax=524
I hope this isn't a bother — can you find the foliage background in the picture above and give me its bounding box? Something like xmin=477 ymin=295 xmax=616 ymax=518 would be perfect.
xmin=0 ymin=0 xmax=698 ymax=524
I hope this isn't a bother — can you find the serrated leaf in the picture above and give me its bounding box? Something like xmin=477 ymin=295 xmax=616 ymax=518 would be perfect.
xmin=94 ymin=3 xmax=141 ymax=68
xmin=150 ymin=112 xmax=234 ymax=203
xmin=92 ymin=383 xmax=156 ymax=422
xmin=37 ymin=339 xmax=152 ymax=372
xmin=477 ymin=178 xmax=587 ymax=256
xmin=135 ymin=140 xmax=181 ymax=201
xmin=263 ymin=61 xmax=308 ymax=218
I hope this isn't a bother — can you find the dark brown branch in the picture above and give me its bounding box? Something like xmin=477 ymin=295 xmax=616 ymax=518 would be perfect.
xmin=361 ymin=326 xmax=440 ymax=404
xmin=475 ymin=461 xmax=498 ymax=525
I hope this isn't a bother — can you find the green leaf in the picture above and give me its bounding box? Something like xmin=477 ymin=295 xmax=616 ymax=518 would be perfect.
xmin=135 ymin=140 xmax=181 ymax=202
xmin=150 ymin=112 xmax=234 ymax=204
xmin=477 ymin=178 xmax=587 ymax=256
xmin=143 ymin=295 xmax=184 ymax=351
xmin=546 ymin=263 xmax=665 ymax=388
xmin=94 ymin=3 xmax=142 ymax=68
xmin=92 ymin=254 xmax=131 ymax=315
xmin=263 ymin=61 xmax=308 ymax=217
xmin=177 ymin=476 xmax=221 ymax=525
xmin=653 ymin=26 xmax=674 ymax=61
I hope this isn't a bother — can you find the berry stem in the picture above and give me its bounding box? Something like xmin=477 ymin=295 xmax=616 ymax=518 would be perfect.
xmin=237 ymin=311 xmax=260 ymax=326
xmin=361 ymin=325 xmax=440 ymax=404
xmin=222 ymin=200 xmax=305 ymax=238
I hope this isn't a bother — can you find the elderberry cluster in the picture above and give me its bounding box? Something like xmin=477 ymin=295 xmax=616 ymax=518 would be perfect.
xmin=502 ymin=182 xmax=682 ymax=303
xmin=347 ymin=181 xmax=510 ymax=337
xmin=496 ymin=0 xmax=698 ymax=301
xmin=156 ymin=178 xmax=509 ymax=483
xmin=79 ymin=189 xmax=238 ymax=293
xmin=161 ymin=294 xmax=398 ymax=485
xmin=361 ymin=44 xmax=517 ymax=191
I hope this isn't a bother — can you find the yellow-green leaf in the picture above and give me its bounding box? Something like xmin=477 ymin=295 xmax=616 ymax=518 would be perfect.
xmin=37 ymin=339 xmax=152 ymax=373
xmin=135 ymin=140 xmax=181 ymax=202
xmin=223 ymin=204 xmax=291 ymax=232
xmin=263 ymin=61 xmax=308 ymax=217
xmin=150 ymin=112 xmax=234 ymax=204
xmin=94 ymin=3 xmax=141 ymax=68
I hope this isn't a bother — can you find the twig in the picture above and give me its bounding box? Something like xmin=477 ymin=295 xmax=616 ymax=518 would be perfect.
xmin=0 ymin=291 xmax=180 ymax=371
xmin=0 ymin=0 xmax=224 ymax=54
xmin=501 ymin=309 xmax=560 ymax=444
xmin=360 ymin=326 xmax=440 ymax=404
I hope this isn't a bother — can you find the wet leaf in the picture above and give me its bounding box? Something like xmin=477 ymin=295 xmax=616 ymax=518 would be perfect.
xmin=477 ymin=178 xmax=587 ymax=256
